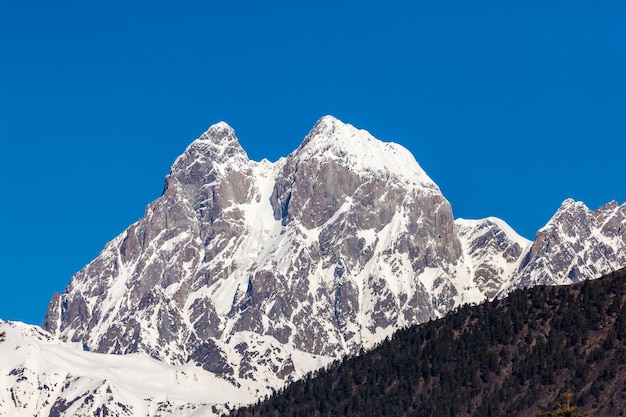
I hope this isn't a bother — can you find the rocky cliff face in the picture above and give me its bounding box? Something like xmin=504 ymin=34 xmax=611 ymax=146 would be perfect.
xmin=36 ymin=116 xmax=626 ymax=416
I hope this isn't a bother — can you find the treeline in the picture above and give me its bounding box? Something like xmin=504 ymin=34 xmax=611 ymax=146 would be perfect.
xmin=226 ymin=267 xmax=626 ymax=417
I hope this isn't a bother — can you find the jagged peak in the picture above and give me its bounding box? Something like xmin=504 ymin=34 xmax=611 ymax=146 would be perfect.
xmin=597 ymin=200 xmax=626 ymax=215
xmin=599 ymin=200 xmax=619 ymax=211
xmin=548 ymin=199 xmax=590 ymax=219
xmin=556 ymin=199 xmax=625 ymax=215
xmin=556 ymin=199 xmax=593 ymax=218
xmin=536 ymin=199 xmax=591 ymax=234
xmin=198 ymin=121 xmax=236 ymax=142
xmin=558 ymin=198 xmax=587 ymax=211
xmin=456 ymin=217 xmax=531 ymax=246
xmin=294 ymin=115 xmax=438 ymax=189
xmin=191 ymin=121 xmax=245 ymax=158
xmin=165 ymin=121 xmax=251 ymax=188
xmin=306 ymin=115 xmax=346 ymax=137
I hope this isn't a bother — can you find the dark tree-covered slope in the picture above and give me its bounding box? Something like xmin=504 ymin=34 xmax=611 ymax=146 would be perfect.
xmin=227 ymin=267 xmax=626 ymax=417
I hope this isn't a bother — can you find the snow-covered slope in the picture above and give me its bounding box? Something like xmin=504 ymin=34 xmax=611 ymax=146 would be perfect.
xmin=0 ymin=320 xmax=282 ymax=417
xmin=7 ymin=115 xmax=619 ymax=417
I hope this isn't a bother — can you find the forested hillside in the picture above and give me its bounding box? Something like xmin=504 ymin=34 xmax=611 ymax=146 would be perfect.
xmin=227 ymin=267 xmax=626 ymax=417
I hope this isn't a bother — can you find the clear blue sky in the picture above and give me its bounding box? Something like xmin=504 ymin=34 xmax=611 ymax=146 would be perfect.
xmin=1 ymin=1 xmax=624 ymax=325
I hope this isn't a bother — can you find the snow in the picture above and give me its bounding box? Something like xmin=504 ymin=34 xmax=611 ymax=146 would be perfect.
xmin=205 ymin=159 xmax=285 ymax=316
xmin=456 ymin=216 xmax=531 ymax=244
xmin=418 ymin=267 xmax=443 ymax=295
xmin=295 ymin=115 xmax=439 ymax=190
xmin=0 ymin=321 xmax=251 ymax=417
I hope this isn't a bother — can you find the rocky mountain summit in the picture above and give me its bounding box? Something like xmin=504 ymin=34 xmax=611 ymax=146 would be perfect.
xmin=501 ymin=198 xmax=626 ymax=293
xmin=7 ymin=115 xmax=619 ymax=416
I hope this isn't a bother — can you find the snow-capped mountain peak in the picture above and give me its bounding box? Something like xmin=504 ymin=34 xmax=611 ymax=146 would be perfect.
xmin=536 ymin=198 xmax=588 ymax=233
xmin=191 ymin=121 xmax=243 ymax=159
xmin=294 ymin=115 xmax=438 ymax=189
xmin=45 ymin=116 xmax=466 ymax=373
xmin=166 ymin=121 xmax=251 ymax=189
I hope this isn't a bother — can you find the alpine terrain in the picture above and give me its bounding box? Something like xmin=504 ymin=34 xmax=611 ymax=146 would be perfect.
xmin=1 ymin=116 xmax=624 ymax=416
xmin=228 ymin=267 xmax=626 ymax=417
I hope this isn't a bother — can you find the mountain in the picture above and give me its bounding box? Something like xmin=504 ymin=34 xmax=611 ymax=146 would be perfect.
xmin=42 ymin=116 xmax=483 ymax=377
xmin=227 ymin=267 xmax=626 ymax=417
xmin=2 ymin=115 xmax=619 ymax=416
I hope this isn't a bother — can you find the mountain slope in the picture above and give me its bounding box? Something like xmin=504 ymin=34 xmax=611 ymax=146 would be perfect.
xmin=228 ymin=267 xmax=626 ymax=417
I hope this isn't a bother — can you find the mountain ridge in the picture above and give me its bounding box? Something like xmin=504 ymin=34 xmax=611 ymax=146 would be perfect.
xmin=10 ymin=115 xmax=622 ymax=416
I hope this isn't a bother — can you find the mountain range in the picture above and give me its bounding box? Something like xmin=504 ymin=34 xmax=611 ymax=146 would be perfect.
xmin=1 ymin=116 xmax=625 ymax=416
